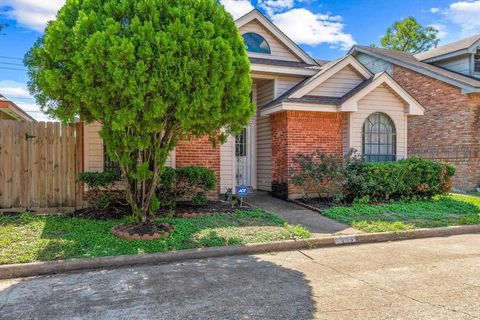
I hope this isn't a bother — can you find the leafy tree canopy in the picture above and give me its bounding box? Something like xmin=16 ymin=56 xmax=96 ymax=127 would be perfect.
xmin=26 ymin=0 xmax=254 ymax=222
xmin=376 ymin=17 xmax=439 ymax=53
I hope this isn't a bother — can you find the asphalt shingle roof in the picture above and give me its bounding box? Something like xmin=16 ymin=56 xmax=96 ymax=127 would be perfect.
xmin=415 ymin=34 xmax=480 ymax=61
xmin=354 ymin=46 xmax=480 ymax=89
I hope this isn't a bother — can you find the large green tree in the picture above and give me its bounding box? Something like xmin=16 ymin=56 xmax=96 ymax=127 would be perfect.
xmin=25 ymin=0 xmax=254 ymax=223
xmin=378 ymin=17 xmax=439 ymax=53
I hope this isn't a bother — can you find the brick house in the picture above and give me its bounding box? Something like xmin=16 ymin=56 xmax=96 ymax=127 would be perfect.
xmin=83 ymin=9 xmax=480 ymax=198
xmin=350 ymin=37 xmax=480 ymax=190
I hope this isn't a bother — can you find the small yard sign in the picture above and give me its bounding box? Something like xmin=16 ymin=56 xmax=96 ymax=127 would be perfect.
xmin=236 ymin=184 xmax=249 ymax=207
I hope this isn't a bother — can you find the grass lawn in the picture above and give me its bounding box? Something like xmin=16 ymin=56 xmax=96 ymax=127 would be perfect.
xmin=322 ymin=194 xmax=480 ymax=233
xmin=0 ymin=210 xmax=310 ymax=265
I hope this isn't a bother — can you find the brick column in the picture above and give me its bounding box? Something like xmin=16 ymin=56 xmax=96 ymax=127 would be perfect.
xmin=271 ymin=111 xmax=345 ymax=198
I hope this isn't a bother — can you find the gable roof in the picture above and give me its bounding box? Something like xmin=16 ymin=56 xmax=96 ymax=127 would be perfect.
xmin=262 ymin=70 xmax=424 ymax=116
xmin=340 ymin=72 xmax=424 ymax=115
xmin=288 ymin=55 xmax=372 ymax=98
xmin=350 ymin=45 xmax=480 ymax=93
xmin=415 ymin=34 xmax=480 ymax=62
xmin=0 ymin=94 xmax=35 ymax=121
xmin=235 ymin=9 xmax=318 ymax=66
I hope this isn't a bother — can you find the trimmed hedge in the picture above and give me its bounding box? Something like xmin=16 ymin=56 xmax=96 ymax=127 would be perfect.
xmin=346 ymin=157 xmax=455 ymax=202
xmin=157 ymin=166 xmax=216 ymax=207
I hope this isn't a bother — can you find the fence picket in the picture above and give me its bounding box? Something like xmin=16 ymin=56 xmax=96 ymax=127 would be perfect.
xmin=0 ymin=120 xmax=83 ymax=210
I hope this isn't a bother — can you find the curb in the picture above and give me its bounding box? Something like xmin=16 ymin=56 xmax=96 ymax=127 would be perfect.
xmin=1 ymin=224 xmax=479 ymax=280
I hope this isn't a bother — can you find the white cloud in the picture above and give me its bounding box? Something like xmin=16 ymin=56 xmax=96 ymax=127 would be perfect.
xmin=0 ymin=85 xmax=30 ymax=98
xmin=259 ymin=0 xmax=295 ymax=16
xmin=16 ymin=102 xmax=53 ymax=121
xmin=429 ymin=23 xmax=448 ymax=40
xmin=271 ymin=8 xmax=356 ymax=50
xmin=0 ymin=80 xmax=49 ymax=121
xmin=220 ymin=0 xmax=255 ymax=19
xmin=446 ymin=1 xmax=480 ymax=35
xmin=0 ymin=0 xmax=65 ymax=32
xmin=429 ymin=7 xmax=440 ymax=13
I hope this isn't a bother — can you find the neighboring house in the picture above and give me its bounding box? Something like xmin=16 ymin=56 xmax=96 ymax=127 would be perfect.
xmin=0 ymin=94 xmax=35 ymax=121
xmin=83 ymin=9 xmax=426 ymax=198
xmin=350 ymin=36 xmax=480 ymax=190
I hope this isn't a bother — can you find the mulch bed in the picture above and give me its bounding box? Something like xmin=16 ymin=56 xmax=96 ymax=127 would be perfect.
xmin=70 ymin=201 xmax=250 ymax=220
xmin=112 ymin=222 xmax=172 ymax=240
xmin=70 ymin=204 xmax=132 ymax=220
xmin=155 ymin=201 xmax=251 ymax=218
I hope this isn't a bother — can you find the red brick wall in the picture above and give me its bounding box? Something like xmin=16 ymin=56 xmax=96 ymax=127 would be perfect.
xmin=175 ymin=136 xmax=220 ymax=194
xmin=271 ymin=111 xmax=345 ymax=197
xmin=392 ymin=65 xmax=480 ymax=189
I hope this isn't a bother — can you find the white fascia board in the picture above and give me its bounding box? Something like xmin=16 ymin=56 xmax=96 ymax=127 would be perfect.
xmin=289 ymin=55 xmax=373 ymax=99
xmin=250 ymin=63 xmax=318 ymax=76
xmin=421 ymin=49 xmax=469 ymax=63
xmin=260 ymin=102 xmax=339 ymax=116
xmin=467 ymin=39 xmax=480 ymax=53
xmin=340 ymin=72 xmax=425 ymax=115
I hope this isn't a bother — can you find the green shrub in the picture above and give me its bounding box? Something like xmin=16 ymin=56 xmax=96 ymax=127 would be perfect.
xmin=192 ymin=192 xmax=209 ymax=206
xmin=77 ymin=171 xmax=123 ymax=208
xmin=157 ymin=166 xmax=216 ymax=207
xmin=289 ymin=150 xmax=362 ymax=199
xmin=78 ymin=171 xmax=117 ymax=189
xmin=345 ymin=157 xmax=455 ymax=203
xmin=176 ymin=166 xmax=216 ymax=194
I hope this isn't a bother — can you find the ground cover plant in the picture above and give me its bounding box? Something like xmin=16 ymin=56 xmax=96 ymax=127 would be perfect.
xmin=321 ymin=194 xmax=480 ymax=233
xmin=0 ymin=210 xmax=310 ymax=265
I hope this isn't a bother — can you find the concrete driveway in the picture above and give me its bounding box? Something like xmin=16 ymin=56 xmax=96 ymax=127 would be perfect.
xmin=1 ymin=234 xmax=479 ymax=319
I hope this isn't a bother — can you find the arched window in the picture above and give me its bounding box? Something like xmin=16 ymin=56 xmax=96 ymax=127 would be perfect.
xmin=242 ymin=33 xmax=271 ymax=54
xmin=362 ymin=112 xmax=396 ymax=162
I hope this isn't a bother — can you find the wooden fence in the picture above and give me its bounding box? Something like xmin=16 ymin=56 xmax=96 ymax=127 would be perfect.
xmin=0 ymin=120 xmax=83 ymax=210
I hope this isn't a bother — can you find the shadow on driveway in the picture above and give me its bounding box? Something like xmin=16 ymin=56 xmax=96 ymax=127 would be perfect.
xmin=0 ymin=255 xmax=315 ymax=320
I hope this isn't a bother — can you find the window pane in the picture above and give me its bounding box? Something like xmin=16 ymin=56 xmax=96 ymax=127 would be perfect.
xmin=362 ymin=113 xmax=396 ymax=162
xmin=104 ymin=146 xmax=121 ymax=177
xmin=242 ymin=33 xmax=271 ymax=54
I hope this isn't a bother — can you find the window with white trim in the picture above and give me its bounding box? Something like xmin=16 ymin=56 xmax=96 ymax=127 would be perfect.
xmin=475 ymin=49 xmax=480 ymax=73
xmin=362 ymin=112 xmax=397 ymax=162
xmin=242 ymin=33 xmax=271 ymax=54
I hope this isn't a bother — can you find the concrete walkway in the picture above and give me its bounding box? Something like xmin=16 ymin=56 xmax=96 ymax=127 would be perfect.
xmin=245 ymin=192 xmax=360 ymax=236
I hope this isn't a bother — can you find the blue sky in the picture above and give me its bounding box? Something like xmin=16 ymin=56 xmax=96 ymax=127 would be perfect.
xmin=1 ymin=0 xmax=480 ymax=120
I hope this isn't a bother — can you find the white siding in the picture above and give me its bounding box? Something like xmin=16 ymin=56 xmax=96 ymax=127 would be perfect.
xmin=275 ymin=76 xmax=305 ymax=98
xmin=220 ymin=136 xmax=235 ymax=194
xmin=256 ymin=80 xmax=275 ymax=191
xmin=349 ymin=85 xmax=408 ymax=159
xmin=240 ymin=20 xmax=301 ymax=62
xmin=308 ymin=66 xmax=364 ymax=97
xmin=84 ymin=122 xmax=174 ymax=173
xmin=434 ymin=55 xmax=470 ymax=75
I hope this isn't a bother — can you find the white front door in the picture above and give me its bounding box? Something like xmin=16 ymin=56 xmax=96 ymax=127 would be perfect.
xmin=235 ymin=126 xmax=253 ymax=187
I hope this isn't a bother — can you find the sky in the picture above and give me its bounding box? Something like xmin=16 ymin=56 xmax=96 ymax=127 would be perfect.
xmin=1 ymin=0 xmax=480 ymax=120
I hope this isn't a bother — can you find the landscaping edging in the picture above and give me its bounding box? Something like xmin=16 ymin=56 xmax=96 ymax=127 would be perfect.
xmin=1 ymin=224 xmax=479 ymax=280
xmin=289 ymin=199 xmax=327 ymax=213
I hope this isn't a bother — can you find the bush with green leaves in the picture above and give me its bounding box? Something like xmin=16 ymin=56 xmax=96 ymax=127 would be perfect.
xmin=157 ymin=166 xmax=216 ymax=207
xmin=26 ymin=0 xmax=254 ymax=224
xmin=345 ymin=157 xmax=455 ymax=203
xmin=78 ymin=171 xmax=124 ymax=208
xmin=289 ymin=150 xmax=362 ymax=200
